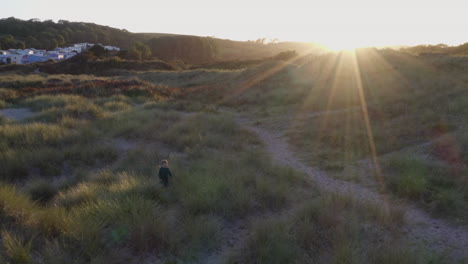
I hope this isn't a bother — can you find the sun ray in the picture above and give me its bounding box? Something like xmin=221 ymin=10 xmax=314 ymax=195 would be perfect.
xmin=220 ymin=54 xmax=308 ymax=104
xmin=349 ymin=50 xmax=386 ymax=193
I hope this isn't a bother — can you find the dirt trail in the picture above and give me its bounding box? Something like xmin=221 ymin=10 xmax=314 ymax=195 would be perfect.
xmin=233 ymin=113 xmax=468 ymax=262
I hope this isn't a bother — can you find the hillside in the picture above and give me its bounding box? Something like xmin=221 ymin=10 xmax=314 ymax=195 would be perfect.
xmin=0 ymin=17 xmax=325 ymax=64
xmin=401 ymin=43 xmax=468 ymax=56
xmin=0 ymin=17 xmax=136 ymax=50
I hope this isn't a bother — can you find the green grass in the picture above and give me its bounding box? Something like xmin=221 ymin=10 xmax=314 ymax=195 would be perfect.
xmin=386 ymin=154 xmax=430 ymax=199
xmin=383 ymin=153 xmax=467 ymax=220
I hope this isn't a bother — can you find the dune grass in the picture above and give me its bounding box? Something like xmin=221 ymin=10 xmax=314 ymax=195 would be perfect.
xmin=0 ymin=121 xmax=119 ymax=181
xmin=212 ymin=50 xmax=468 ymax=220
xmin=0 ymin=89 xmax=308 ymax=262
xmin=1 ymin=52 xmax=466 ymax=262
xmin=229 ymin=193 xmax=438 ymax=264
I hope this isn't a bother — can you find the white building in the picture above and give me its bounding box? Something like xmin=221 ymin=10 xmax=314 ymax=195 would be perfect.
xmin=104 ymin=46 xmax=120 ymax=51
xmin=46 ymin=53 xmax=65 ymax=60
xmin=65 ymin=52 xmax=77 ymax=59
xmin=31 ymin=49 xmax=46 ymax=56
xmin=20 ymin=49 xmax=34 ymax=55
xmin=6 ymin=53 xmax=23 ymax=64
xmin=0 ymin=42 xmax=119 ymax=65
xmin=0 ymin=55 xmax=8 ymax=64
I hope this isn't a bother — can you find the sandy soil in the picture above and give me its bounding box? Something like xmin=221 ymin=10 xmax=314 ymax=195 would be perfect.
xmin=0 ymin=108 xmax=36 ymax=121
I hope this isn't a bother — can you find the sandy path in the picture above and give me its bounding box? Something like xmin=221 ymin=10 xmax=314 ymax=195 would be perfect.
xmin=233 ymin=113 xmax=468 ymax=262
xmin=0 ymin=108 xmax=36 ymax=121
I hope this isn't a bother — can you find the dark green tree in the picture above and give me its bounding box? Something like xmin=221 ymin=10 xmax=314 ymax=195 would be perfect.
xmin=88 ymin=44 xmax=108 ymax=58
xmin=127 ymin=46 xmax=142 ymax=60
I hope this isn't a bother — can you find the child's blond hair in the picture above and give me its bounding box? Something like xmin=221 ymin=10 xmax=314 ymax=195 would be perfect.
xmin=160 ymin=160 xmax=169 ymax=166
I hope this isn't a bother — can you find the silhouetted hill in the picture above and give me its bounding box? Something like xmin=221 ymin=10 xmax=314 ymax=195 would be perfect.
xmin=401 ymin=43 xmax=468 ymax=56
xmin=0 ymin=17 xmax=136 ymax=50
xmin=0 ymin=17 xmax=325 ymax=64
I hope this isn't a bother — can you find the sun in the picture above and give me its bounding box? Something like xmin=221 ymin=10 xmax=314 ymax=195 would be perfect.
xmin=324 ymin=39 xmax=367 ymax=51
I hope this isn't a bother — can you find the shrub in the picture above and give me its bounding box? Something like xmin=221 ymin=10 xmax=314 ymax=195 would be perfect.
xmin=0 ymin=99 xmax=6 ymax=109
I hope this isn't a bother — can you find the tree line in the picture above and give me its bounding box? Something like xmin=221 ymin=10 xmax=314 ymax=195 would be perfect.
xmin=0 ymin=17 xmax=219 ymax=63
xmin=0 ymin=17 xmax=135 ymax=50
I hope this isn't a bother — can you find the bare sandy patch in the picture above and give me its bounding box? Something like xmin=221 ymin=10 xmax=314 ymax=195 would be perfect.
xmin=0 ymin=108 xmax=36 ymax=121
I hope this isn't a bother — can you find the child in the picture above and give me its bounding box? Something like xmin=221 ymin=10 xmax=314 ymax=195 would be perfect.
xmin=158 ymin=160 xmax=172 ymax=187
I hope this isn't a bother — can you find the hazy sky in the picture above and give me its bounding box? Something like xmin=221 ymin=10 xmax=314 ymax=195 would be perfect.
xmin=2 ymin=0 xmax=467 ymax=49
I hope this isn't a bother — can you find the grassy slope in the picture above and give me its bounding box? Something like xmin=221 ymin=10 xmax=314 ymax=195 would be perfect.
xmin=0 ymin=73 xmax=447 ymax=263
xmin=0 ymin=76 xmax=302 ymax=262
xmin=130 ymin=50 xmax=468 ymax=222
xmin=214 ymin=50 xmax=468 ymax=223
xmin=0 ymin=49 xmax=466 ymax=263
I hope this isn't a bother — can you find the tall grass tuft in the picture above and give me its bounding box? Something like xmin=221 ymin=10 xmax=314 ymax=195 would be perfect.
xmin=1 ymin=230 xmax=33 ymax=264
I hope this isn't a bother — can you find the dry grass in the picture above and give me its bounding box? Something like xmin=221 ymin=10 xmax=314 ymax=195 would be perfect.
xmin=0 ymin=86 xmax=307 ymax=262
xmin=0 ymin=52 xmax=465 ymax=262
xmin=231 ymin=193 xmax=443 ymax=264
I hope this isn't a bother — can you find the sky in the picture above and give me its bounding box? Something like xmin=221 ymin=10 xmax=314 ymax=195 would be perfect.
xmin=2 ymin=0 xmax=467 ymax=50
